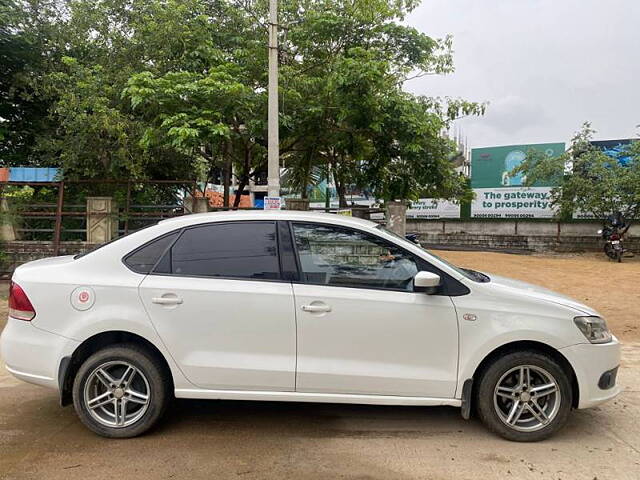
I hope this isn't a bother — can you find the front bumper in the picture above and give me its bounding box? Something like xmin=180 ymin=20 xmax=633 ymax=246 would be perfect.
xmin=560 ymin=337 xmax=622 ymax=409
xmin=0 ymin=317 xmax=79 ymax=390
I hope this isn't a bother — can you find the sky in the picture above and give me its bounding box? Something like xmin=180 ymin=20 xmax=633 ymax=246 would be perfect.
xmin=405 ymin=0 xmax=640 ymax=149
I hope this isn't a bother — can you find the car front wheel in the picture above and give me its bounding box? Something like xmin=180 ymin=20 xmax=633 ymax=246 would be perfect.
xmin=72 ymin=344 xmax=170 ymax=438
xmin=476 ymin=351 xmax=573 ymax=442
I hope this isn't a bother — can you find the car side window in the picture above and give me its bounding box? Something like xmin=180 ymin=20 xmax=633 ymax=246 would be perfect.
xmin=292 ymin=223 xmax=419 ymax=291
xmin=124 ymin=231 xmax=179 ymax=274
xmin=159 ymin=221 xmax=280 ymax=280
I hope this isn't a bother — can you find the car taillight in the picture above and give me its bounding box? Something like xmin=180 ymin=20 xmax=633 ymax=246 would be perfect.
xmin=8 ymin=282 xmax=36 ymax=321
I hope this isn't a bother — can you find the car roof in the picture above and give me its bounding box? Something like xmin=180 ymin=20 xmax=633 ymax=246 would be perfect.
xmin=159 ymin=210 xmax=379 ymax=230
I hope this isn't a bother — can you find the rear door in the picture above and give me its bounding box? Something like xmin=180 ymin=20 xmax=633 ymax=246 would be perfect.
xmin=137 ymin=221 xmax=297 ymax=391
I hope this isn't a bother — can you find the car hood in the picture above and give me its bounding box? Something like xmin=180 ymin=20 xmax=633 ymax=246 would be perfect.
xmin=484 ymin=273 xmax=598 ymax=316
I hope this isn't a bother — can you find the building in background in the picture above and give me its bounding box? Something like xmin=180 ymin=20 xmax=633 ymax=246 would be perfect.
xmin=449 ymin=125 xmax=471 ymax=177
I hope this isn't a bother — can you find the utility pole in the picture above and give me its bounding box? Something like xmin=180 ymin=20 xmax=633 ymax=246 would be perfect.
xmin=267 ymin=0 xmax=280 ymax=199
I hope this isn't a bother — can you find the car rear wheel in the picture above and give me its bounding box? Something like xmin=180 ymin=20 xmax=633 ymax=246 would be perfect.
xmin=72 ymin=344 xmax=170 ymax=438
xmin=476 ymin=351 xmax=573 ymax=442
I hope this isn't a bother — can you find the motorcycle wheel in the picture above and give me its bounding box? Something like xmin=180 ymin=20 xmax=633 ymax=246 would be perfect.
xmin=604 ymin=244 xmax=617 ymax=260
xmin=617 ymin=249 xmax=623 ymax=263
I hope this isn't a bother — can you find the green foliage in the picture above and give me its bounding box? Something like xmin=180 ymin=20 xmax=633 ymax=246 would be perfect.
xmin=0 ymin=185 xmax=36 ymax=231
xmin=0 ymin=0 xmax=56 ymax=165
xmin=123 ymin=66 xmax=263 ymax=179
xmin=363 ymin=93 xmax=475 ymax=202
xmin=279 ymin=0 xmax=483 ymax=202
xmin=516 ymin=123 xmax=640 ymax=221
xmin=38 ymin=57 xmax=153 ymax=179
xmin=3 ymin=0 xmax=485 ymax=205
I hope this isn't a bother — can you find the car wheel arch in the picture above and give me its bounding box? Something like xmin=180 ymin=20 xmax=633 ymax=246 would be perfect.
xmin=58 ymin=330 xmax=174 ymax=407
xmin=469 ymin=340 xmax=580 ymax=410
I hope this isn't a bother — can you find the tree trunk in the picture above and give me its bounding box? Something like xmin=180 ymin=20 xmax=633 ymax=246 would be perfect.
xmin=222 ymin=143 xmax=232 ymax=208
xmin=336 ymin=181 xmax=347 ymax=208
xmin=232 ymin=145 xmax=252 ymax=208
xmin=233 ymin=179 xmax=247 ymax=208
xmin=301 ymin=156 xmax=310 ymax=200
xmin=332 ymin=157 xmax=347 ymax=208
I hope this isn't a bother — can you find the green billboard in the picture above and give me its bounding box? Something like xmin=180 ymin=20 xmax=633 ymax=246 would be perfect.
xmin=471 ymin=142 xmax=565 ymax=188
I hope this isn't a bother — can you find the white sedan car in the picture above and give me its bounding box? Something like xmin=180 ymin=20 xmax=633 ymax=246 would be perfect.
xmin=0 ymin=211 xmax=620 ymax=441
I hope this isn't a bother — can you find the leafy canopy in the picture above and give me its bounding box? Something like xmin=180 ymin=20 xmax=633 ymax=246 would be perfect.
xmin=2 ymin=0 xmax=484 ymax=205
xmin=516 ymin=123 xmax=640 ymax=221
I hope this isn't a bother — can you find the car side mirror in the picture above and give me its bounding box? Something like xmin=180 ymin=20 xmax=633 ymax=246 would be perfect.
xmin=414 ymin=271 xmax=441 ymax=294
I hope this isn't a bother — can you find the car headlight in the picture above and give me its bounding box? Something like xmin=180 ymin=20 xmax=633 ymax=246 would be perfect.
xmin=574 ymin=316 xmax=612 ymax=344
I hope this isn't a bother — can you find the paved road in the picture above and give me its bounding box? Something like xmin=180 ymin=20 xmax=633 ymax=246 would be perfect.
xmin=1 ymin=340 xmax=639 ymax=480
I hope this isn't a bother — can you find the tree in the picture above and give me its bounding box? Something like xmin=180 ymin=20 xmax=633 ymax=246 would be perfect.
xmin=364 ymin=92 xmax=473 ymax=203
xmin=0 ymin=0 xmax=56 ymax=165
xmin=31 ymin=0 xmax=224 ymax=181
xmin=38 ymin=56 xmax=158 ymax=179
xmin=516 ymin=123 xmax=640 ymax=222
xmin=278 ymin=0 xmax=483 ymax=205
xmin=123 ymin=67 xmax=265 ymax=206
xmin=5 ymin=0 xmax=484 ymax=211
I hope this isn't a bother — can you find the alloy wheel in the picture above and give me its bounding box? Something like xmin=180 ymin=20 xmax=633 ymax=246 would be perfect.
xmin=83 ymin=361 xmax=151 ymax=428
xmin=493 ymin=365 xmax=561 ymax=432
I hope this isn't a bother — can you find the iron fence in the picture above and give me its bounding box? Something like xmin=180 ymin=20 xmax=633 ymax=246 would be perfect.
xmin=1 ymin=179 xmax=391 ymax=257
xmin=0 ymin=180 xmax=201 ymax=255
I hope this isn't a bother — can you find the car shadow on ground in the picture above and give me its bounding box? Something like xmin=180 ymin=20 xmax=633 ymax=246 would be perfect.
xmin=0 ymin=384 xmax=613 ymax=449
xmin=159 ymin=398 xmax=470 ymax=438
xmin=151 ymin=397 xmax=595 ymax=442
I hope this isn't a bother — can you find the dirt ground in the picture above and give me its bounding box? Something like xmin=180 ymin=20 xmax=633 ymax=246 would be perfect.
xmin=1 ymin=251 xmax=639 ymax=480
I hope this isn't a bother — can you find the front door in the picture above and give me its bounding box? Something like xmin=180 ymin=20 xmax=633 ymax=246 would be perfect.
xmin=139 ymin=221 xmax=296 ymax=391
xmin=290 ymin=222 xmax=459 ymax=398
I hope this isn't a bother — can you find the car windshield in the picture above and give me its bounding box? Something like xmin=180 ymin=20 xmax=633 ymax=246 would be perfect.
xmin=375 ymin=224 xmax=490 ymax=283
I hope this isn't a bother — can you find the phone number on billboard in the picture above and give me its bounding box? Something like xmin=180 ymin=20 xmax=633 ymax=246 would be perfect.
xmin=473 ymin=213 xmax=537 ymax=218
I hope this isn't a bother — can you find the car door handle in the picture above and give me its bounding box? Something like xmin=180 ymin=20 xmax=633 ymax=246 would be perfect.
xmin=301 ymin=303 xmax=332 ymax=313
xmin=152 ymin=296 xmax=183 ymax=305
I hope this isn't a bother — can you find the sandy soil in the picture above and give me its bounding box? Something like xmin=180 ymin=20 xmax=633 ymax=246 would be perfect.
xmin=0 ymin=252 xmax=639 ymax=480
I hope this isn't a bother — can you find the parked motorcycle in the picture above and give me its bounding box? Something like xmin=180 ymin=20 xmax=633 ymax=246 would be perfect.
xmin=598 ymin=212 xmax=629 ymax=262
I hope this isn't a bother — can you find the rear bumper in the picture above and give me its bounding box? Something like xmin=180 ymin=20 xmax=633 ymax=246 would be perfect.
xmin=560 ymin=337 xmax=622 ymax=409
xmin=0 ymin=317 xmax=79 ymax=390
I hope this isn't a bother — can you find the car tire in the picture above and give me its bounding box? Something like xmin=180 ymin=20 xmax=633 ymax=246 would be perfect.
xmin=72 ymin=344 xmax=171 ymax=438
xmin=475 ymin=350 xmax=573 ymax=442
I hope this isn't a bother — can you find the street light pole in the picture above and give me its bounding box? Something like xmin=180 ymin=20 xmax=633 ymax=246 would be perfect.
xmin=267 ymin=0 xmax=280 ymax=199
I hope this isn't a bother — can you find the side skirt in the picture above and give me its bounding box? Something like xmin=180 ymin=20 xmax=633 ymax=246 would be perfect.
xmin=174 ymin=388 xmax=462 ymax=407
